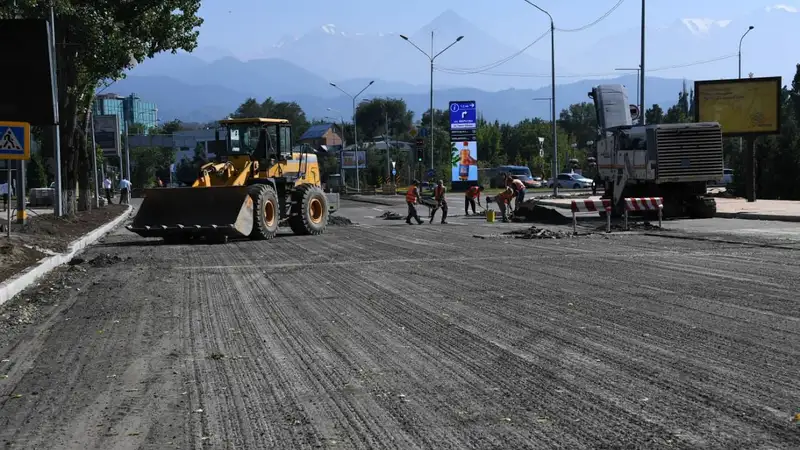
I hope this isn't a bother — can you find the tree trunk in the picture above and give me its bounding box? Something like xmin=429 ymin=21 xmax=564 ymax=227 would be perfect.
xmin=76 ymin=126 xmax=91 ymax=212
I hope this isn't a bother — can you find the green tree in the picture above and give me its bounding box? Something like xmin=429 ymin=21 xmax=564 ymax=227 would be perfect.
xmin=2 ymin=1 xmax=202 ymax=215
xmin=230 ymin=97 xmax=310 ymax=141
xmin=645 ymin=104 xmax=665 ymax=124
xmin=27 ymin=151 xmax=49 ymax=189
xmin=131 ymin=147 xmax=176 ymax=188
xmin=354 ymin=98 xmax=414 ymax=142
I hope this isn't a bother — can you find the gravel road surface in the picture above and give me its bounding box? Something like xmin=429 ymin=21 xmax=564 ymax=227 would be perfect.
xmin=0 ymin=200 xmax=798 ymax=449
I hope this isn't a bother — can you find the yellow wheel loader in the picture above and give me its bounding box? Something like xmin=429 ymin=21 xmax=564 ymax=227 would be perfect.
xmin=126 ymin=118 xmax=339 ymax=243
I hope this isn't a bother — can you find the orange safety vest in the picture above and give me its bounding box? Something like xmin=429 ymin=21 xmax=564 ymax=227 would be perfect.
xmin=434 ymin=185 xmax=445 ymax=201
xmin=465 ymin=186 xmax=480 ymax=199
xmin=406 ymin=186 xmax=417 ymax=203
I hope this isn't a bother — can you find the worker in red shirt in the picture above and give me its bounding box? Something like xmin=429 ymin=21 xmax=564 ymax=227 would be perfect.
xmin=464 ymin=185 xmax=484 ymax=215
xmin=493 ymin=186 xmax=515 ymax=223
xmin=429 ymin=180 xmax=448 ymax=224
xmin=405 ymin=180 xmax=424 ymax=225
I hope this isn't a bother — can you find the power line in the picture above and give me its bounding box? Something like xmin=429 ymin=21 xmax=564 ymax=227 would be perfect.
xmin=555 ymin=0 xmax=626 ymax=32
xmin=435 ymin=54 xmax=737 ymax=78
xmin=437 ymin=29 xmax=550 ymax=74
xmin=433 ymin=1 xmax=625 ymax=75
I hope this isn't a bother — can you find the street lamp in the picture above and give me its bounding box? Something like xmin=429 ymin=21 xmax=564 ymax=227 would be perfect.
xmin=615 ymin=67 xmax=641 ymax=122
xmin=329 ymin=81 xmax=374 ymax=192
xmin=399 ymin=32 xmax=464 ymax=172
xmin=326 ymin=109 xmax=347 ymax=185
xmin=522 ymin=0 xmax=558 ymax=196
xmin=738 ymin=25 xmax=754 ymax=79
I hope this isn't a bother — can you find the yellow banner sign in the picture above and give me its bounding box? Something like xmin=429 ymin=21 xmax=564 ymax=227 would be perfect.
xmin=694 ymin=77 xmax=781 ymax=136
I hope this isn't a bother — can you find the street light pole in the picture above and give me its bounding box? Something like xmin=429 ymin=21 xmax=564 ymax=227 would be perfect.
xmin=326 ymin=109 xmax=347 ymax=186
xmin=329 ymin=81 xmax=374 ymax=192
xmin=399 ymin=32 xmax=464 ymax=174
xmin=738 ymin=25 xmax=754 ymax=79
xmin=523 ymin=1 xmax=558 ymax=196
xmin=640 ymin=0 xmax=646 ymax=125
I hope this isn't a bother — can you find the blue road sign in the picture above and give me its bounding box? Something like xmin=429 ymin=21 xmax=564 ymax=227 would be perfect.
xmin=449 ymin=101 xmax=477 ymax=130
xmin=0 ymin=122 xmax=30 ymax=160
xmin=426 ymin=169 xmax=436 ymax=178
xmin=391 ymin=169 xmax=396 ymax=176
xmin=418 ymin=127 xmax=428 ymax=137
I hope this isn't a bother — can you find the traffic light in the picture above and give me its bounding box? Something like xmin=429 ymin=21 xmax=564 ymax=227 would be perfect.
xmin=415 ymin=138 xmax=424 ymax=162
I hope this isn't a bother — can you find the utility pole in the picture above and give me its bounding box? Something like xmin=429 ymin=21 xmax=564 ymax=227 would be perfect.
xmin=739 ymin=25 xmax=756 ymax=202
xmin=640 ymin=0 xmax=646 ymax=125
xmin=49 ymin=4 xmax=63 ymax=217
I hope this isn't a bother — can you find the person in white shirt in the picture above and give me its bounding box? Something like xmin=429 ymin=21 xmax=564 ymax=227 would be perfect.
xmin=103 ymin=177 xmax=113 ymax=204
xmin=119 ymin=178 xmax=131 ymax=205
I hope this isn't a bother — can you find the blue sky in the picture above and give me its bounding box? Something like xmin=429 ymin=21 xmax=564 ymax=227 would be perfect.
xmin=195 ymin=0 xmax=767 ymax=59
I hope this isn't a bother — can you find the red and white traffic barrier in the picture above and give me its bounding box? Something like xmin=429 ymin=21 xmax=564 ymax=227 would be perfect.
xmin=623 ymin=197 xmax=663 ymax=229
xmin=571 ymin=199 xmax=611 ymax=233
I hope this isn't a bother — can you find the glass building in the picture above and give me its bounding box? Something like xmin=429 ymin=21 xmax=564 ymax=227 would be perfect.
xmin=93 ymin=93 xmax=159 ymax=135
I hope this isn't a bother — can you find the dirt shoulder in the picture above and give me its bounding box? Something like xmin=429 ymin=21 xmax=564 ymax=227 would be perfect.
xmin=0 ymin=205 xmax=129 ymax=286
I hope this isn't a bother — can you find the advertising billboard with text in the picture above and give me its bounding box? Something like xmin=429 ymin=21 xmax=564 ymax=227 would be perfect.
xmin=694 ymin=76 xmax=782 ymax=137
xmin=93 ymin=114 xmax=121 ymax=158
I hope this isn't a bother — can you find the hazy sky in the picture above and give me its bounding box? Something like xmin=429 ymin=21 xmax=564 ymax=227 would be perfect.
xmin=195 ymin=0 xmax=767 ymax=59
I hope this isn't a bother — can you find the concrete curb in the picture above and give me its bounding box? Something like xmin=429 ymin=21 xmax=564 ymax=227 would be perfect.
xmin=0 ymin=205 xmax=134 ymax=308
xmin=714 ymin=212 xmax=800 ymax=222
xmin=342 ymin=195 xmax=398 ymax=207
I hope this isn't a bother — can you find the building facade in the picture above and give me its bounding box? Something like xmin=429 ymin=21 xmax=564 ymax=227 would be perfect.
xmin=93 ymin=93 xmax=159 ymax=135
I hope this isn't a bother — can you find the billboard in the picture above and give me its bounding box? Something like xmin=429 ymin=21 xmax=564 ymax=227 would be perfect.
xmin=694 ymin=76 xmax=782 ymax=136
xmin=450 ymin=140 xmax=478 ymax=182
xmin=93 ymin=114 xmax=121 ymax=158
xmin=341 ymin=150 xmax=366 ymax=169
xmin=449 ymin=101 xmax=477 ymax=130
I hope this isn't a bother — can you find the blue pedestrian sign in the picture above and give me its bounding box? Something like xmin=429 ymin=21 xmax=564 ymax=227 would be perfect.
xmin=449 ymin=101 xmax=477 ymax=130
xmin=426 ymin=169 xmax=436 ymax=178
xmin=391 ymin=169 xmax=396 ymax=176
xmin=0 ymin=121 xmax=30 ymax=160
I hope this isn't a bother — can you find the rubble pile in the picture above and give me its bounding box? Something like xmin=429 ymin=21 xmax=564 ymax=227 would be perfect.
xmin=328 ymin=215 xmax=353 ymax=226
xmin=378 ymin=211 xmax=403 ymax=220
xmin=503 ymin=226 xmax=574 ymax=239
xmin=601 ymin=222 xmax=664 ymax=232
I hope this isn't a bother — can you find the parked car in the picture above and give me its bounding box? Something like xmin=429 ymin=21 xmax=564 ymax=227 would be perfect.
xmin=548 ymin=173 xmax=594 ymax=189
xmin=488 ymin=165 xmax=539 ymax=188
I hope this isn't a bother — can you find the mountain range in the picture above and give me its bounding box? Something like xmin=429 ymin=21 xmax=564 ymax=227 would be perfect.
xmin=106 ymin=6 xmax=799 ymax=125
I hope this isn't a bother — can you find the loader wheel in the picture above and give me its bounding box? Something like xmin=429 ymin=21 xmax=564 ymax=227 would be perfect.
xmin=248 ymin=184 xmax=279 ymax=240
xmin=289 ymin=184 xmax=328 ymax=236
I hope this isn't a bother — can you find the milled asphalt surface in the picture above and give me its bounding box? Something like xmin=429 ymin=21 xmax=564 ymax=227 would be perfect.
xmin=0 ymin=197 xmax=798 ymax=449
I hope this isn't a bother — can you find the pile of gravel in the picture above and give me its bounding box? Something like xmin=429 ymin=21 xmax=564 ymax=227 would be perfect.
xmin=378 ymin=211 xmax=403 ymax=220
xmin=328 ymin=215 xmax=353 ymax=226
xmin=503 ymin=226 xmax=574 ymax=239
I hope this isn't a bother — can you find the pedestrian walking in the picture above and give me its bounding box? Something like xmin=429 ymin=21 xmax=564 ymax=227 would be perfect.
xmin=119 ymin=177 xmax=131 ymax=205
xmin=464 ymin=185 xmax=484 ymax=215
xmin=429 ymin=180 xmax=448 ymax=224
xmin=405 ymin=180 xmax=424 ymax=225
xmin=103 ymin=177 xmax=113 ymax=204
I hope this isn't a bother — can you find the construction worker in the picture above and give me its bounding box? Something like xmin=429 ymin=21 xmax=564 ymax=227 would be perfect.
xmin=405 ymin=180 xmax=424 ymax=225
xmin=429 ymin=180 xmax=448 ymax=224
xmin=508 ymin=177 xmax=526 ymax=211
xmin=494 ymin=186 xmax=515 ymax=222
xmin=464 ymin=185 xmax=484 ymax=215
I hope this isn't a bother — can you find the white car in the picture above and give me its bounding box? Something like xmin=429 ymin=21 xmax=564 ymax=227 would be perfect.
xmin=548 ymin=173 xmax=594 ymax=189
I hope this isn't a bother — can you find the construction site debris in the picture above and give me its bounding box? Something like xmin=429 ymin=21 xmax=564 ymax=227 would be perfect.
xmin=328 ymin=215 xmax=353 ymax=226
xmin=503 ymin=226 xmax=575 ymax=239
xmin=600 ymin=222 xmax=665 ymax=232
xmin=88 ymin=254 xmax=124 ymax=267
xmin=512 ymin=204 xmax=572 ymax=225
xmin=378 ymin=211 xmax=403 ymax=220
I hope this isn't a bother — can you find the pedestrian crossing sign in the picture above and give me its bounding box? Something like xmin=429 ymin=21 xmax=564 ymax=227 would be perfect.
xmin=0 ymin=121 xmax=30 ymax=160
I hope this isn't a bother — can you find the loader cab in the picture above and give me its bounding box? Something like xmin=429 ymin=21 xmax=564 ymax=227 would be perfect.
xmin=219 ymin=117 xmax=293 ymax=161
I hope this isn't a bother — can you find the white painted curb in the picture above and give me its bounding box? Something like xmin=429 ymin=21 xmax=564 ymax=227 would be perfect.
xmin=0 ymin=205 xmax=133 ymax=308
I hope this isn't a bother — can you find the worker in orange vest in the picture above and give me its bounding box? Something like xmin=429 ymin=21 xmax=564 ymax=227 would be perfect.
xmin=464 ymin=185 xmax=484 ymax=215
xmin=429 ymin=180 xmax=448 ymax=224
xmin=405 ymin=180 xmax=424 ymax=225
xmin=494 ymin=186 xmax=515 ymax=223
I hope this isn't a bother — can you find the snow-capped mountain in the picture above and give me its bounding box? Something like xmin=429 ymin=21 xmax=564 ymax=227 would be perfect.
xmin=253 ymin=10 xmax=559 ymax=91
xmin=580 ymin=4 xmax=799 ymax=83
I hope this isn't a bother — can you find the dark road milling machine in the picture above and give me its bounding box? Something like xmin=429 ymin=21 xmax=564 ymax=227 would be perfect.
xmin=127 ymin=118 xmax=338 ymax=243
xmin=588 ymin=84 xmax=724 ymax=218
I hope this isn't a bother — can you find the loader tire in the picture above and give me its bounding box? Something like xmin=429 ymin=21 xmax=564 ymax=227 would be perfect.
xmin=248 ymin=184 xmax=279 ymax=240
xmin=289 ymin=184 xmax=328 ymax=236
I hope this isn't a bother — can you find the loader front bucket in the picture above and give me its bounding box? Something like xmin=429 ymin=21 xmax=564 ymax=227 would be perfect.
xmin=126 ymin=186 xmax=254 ymax=241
